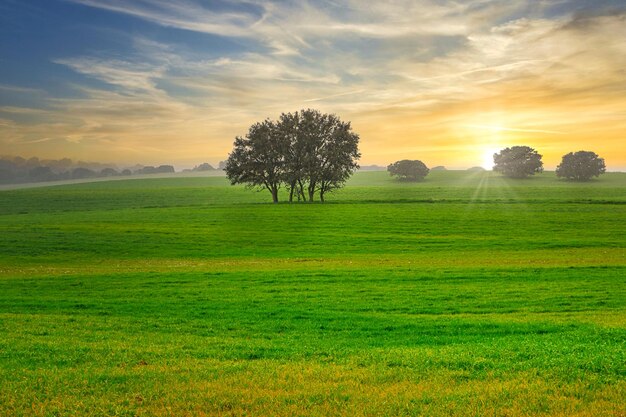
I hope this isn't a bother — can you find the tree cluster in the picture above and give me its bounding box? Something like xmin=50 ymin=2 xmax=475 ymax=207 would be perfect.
xmin=225 ymin=109 xmax=360 ymax=203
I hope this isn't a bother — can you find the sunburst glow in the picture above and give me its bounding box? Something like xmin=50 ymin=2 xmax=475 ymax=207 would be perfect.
xmin=481 ymin=147 xmax=501 ymax=170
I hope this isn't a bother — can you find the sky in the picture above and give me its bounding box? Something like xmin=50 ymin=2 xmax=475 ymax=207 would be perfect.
xmin=1 ymin=0 xmax=625 ymax=170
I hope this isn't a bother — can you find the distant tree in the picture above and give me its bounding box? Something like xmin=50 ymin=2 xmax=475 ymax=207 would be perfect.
xmin=155 ymin=165 xmax=175 ymax=173
xmin=430 ymin=166 xmax=447 ymax=171
xmin=387 ymin=160 xmax=430 ymax=181
xmin=135 ymin=165 xmax=173 ymax=174
xmin=359 ymin=165 xmax=386 ymax=171
xmin=193 ymin=163 xmax=215 ymax=171
xmin=25 ymin=157 xmax=40 ymax=168
xmin=556 ymin=151 xmax=606 ymax=181
xmin=71 ymin=167 xmax=96 ymax=179
xmin=0 ymin=168 xmax=14 ymax=182
xmin=136 ymin=166 xmax=156 ymax=174
xmin=0 ymin=158 xmax=15 ymax=169
xmin=28 ymin=166 xmax=56 ymax=182
xmin=493 ymin=146 xmax=543 ymax=178
xmin=13 ymin=156 xmax=26 ymax=166
xmin=100 ymin=168 xmax=119 ymax=177
xmin=54 ymin=158 xmax=73 ymax=171
xmin=218 ymin=160 xmax=227 ymax=170
xmin=225 ymin=119 xmax=287 ymax=203
xmin=121 ymin=169 xmax=132 ymax=176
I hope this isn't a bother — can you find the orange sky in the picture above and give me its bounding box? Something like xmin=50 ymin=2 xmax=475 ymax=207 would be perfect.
xmin=1 ymin=1 xmax=625 ymax=170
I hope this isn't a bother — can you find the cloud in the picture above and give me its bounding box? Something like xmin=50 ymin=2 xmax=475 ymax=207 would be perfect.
xmin=63 ymin=0 xmax=484 ymax=55
xmin=53 ymin=57 xmax=166 ymax=93
xmin=3 ymin=1 xmax=626 ymax=168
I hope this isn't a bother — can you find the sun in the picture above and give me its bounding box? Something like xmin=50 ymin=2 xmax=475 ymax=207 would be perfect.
xmin=481 ymin=147 xmax=501 ymax=170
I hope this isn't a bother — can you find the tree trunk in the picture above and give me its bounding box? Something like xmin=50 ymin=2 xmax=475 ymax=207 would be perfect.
xmin=320 ymin=190 xmax=325 ymax=202
xmin=271 ymin=187 xmax=279 ymax=203
xmin=297 ymin=180 xmax=306 ymax=201
xmin=289 ymin=182 xmax=295 ymax=202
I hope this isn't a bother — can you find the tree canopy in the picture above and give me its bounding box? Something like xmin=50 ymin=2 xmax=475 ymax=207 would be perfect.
xmin=387 ymin=160 xmax=430 ymax=181
xmin=225 ymin=109 xmax=360 ymax=203
xmin=556 ymin=151 xmax=606 ymax=181
xmin=493 ymin=146 xmax=543 ymax=178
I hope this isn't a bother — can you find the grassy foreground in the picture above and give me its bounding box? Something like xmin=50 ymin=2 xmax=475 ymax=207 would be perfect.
xmin=0 ymin=170 xmax=625 ymax=416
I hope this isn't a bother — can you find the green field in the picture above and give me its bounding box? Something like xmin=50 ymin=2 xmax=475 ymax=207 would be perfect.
xmin=1 ymin=170 xmax=625 ymax=416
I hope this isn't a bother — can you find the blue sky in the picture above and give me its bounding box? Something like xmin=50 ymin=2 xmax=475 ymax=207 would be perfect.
xmin=1 ymin=0 xmax=625 ymax=168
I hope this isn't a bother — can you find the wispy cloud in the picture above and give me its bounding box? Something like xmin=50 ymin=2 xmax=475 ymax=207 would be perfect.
xmin=0 ymin=84 xmax=46 ymax=94
xmin=0 ymin=106 xmax=50 ymax=115
xmin=53 ymin=57 xmax=166 ymax=93
xmin=65 ymin=0 xmax=259 ymax=37
xmin=18 ymin=137 xmax=57 ymax=144
xmin=303 ymin=89 xmax=366 ymax=103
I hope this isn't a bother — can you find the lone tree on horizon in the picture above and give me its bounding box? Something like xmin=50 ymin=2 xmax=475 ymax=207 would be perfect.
xmin=387 ymin=160 xmax=430 ymax=181
xmin=493 ymin=146 xmax=543 ymax=178
xmin=556 ymin=150 xmax=606 ymax=181
xmin=225 ymin=109 xmax=360 ymax=203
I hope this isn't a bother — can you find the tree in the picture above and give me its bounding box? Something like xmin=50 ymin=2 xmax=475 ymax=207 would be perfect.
xmin=556 ymin=151 xmax=606 ymax=181
xmin=281 ymin=109 xmax=360 ymax=202
xmin=493 ymin=146 xmax=543 ymax=178
xmin=316 ymin=123 xmax=360 ymax=202
xmin=225 ymin=119 xmax=287 ymax=203
xmin=225 ymin=110 xmax=360 ymax=203
xmin=277 ymin=111 xmax=305 ymax=202
xmin=387 ymin=160 xmax=430 ymax=181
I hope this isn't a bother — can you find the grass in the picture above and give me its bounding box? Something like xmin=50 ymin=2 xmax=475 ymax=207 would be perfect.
xmin=0 ymin=170 xmax=625 ymax=416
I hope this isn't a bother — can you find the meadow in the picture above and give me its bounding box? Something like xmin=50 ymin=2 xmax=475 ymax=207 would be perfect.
xmin=0 ymin=170 xmax=624 ymax=416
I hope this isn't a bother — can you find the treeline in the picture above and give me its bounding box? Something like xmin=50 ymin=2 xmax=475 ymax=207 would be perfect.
xmin=0 ymin=156 xmax=221 ymax=185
